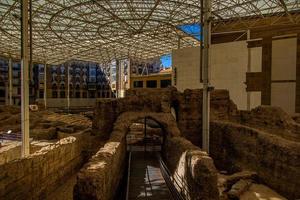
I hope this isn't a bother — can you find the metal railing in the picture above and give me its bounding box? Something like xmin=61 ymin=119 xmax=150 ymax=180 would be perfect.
xmin=125 ymin=152 xmax=132 ymax=200
xmin=157 ymin=154 xmax=186 ymax=200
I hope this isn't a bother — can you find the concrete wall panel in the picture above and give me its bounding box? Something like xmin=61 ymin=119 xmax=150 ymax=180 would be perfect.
xmin=272 ymin=38 xmax=297 ymax=80
xmin=173 ymin=41 xmax=249 ymax=110
xmin=271 ymin=82 xmax=296 ymax=113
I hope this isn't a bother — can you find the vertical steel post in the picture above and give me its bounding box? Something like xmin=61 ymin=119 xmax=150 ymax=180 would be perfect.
xmin=202 ymin=0 xmax=212 ymax=153
xmin=21 ymin=0 xmax=30 ymax=157
xmin=29 ymin=0 xmax=33 ymax=93
xmin=144 ymin=117 xmax=147 ymax=153
xmin=44 ymin=63 xmax=47 ymax=109
xmin=8 ymin=57 xmax=13 ymax=105
xmin=67 ymin=64 xmax=70 ymax=113
xmin=247 ymin=30 xmax=251 ymax=110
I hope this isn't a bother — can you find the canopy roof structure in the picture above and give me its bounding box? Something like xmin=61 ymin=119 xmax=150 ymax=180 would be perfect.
xmin=0 ymin=0 xmax=300 ymax=64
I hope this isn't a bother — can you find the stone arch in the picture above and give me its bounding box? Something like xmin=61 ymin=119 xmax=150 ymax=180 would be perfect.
xmin=111 ymin=112 xmax=181 ymax=142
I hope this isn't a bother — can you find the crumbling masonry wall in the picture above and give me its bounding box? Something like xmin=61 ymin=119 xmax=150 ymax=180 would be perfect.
xmin=210 ymin=120 xmax=300 ymax=199
xmin=76 ymin=111 xmax=219 ymax=200
xmin=90 ymin=88 xmax=300 ymax=199
xmin=0 ymin=133 xmax=88 ymax=200
xmin=93 ymin=88 xmax=236 ymax=145
xmin=164 ymin=137 xmax=219 ymax=200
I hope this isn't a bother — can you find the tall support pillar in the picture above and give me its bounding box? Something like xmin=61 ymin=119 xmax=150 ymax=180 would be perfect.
xmin=247 ymin=30 xmax=251 ymax=110
xmin=261 ymin=37 xmax=272 ymax=105
xmin=67 ymin=64 xmax=70 ymax=113
xmin=44 ymin=63 xmax=47 ymax=109
xmin=21 ymin=0 xmax=30 ymax=157
xmin=296 ymin=34 xmax=300 ymax=113
xmin=8 ymin=57 xmax=13 ymax=105
xmin=202 ymin=0 xmax=212 ymax=153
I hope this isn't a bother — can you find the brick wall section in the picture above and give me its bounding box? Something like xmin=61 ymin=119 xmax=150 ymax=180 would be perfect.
xmin=0 ymin=134 xmax=86 ymax=200
xmin=210 ymin=121 xmax=300 ymax=200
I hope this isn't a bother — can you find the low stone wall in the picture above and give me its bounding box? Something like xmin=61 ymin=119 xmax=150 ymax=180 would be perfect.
xmin=234 ymin=106 xmax=300 ymax=142
xmin=210 ymin=120 xmax=300 ymax=199
xmin=74 ymin=113 xmax=129 ymax=200
xmin=0 ymin=142 xmax=48 ymax=165
xmin=0 ymin=134 xmax=86 ymax=200
xmin=164 ymin=137 xmax=219 ymax=200
xmin=36 ymin=98 xmax=97 ymax=108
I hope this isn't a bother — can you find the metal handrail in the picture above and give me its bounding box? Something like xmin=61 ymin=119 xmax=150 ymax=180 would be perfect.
xmin=126 ymin=152 xmax=132 ymax=200
xmin=157 ymin=154 xmax=186 ymax=200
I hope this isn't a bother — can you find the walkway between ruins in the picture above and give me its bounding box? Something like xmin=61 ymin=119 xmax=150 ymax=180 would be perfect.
xmin=127 ymin=151 xmax=172 ymax=200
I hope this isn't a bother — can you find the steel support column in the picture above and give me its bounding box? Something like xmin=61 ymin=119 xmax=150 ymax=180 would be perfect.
xmin=44 ymin=63 xmax=47 ymax=109
xmin=247 ymin=30 xmax=251 ymax=110
xmin=21 ymin=0 xmax=30 ymax=157
xmin=67 ymin=64 xmax=70 ymax=113
xmin=202 ymin=0 xmax=212 ymax=153
xmin=8 ymin=57 xmax=13 ymax=106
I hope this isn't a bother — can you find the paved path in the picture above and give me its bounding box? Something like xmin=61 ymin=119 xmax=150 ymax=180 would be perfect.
xmin=128 ymin=152 xmax=171 ymax=200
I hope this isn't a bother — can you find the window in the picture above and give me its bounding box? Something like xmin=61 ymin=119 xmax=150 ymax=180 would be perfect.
xmin=89 ymin=91 xmax=95 ymax=98
xmin=60 ymin=91 xmax=65 ymax=98
xmin=0 ymin=89 xmax=5 ymax=97
xmin=133 ymin=81 xmax=143 ymax=88
xmin=39 ymin=91 xmax=44 ymax=98
xmin=75 ymin=92 xmax=81 ymax=98
xmin=52 ymin=91 xmax=58 ymax=98
xmin=160 ymin=79 xmax=171 ymax=88
xmin=146 ymin=80 xmax=157 ymax=88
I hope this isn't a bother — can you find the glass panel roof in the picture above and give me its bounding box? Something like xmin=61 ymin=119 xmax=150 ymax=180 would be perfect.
xmin=0 ymin=0 xmax=299 ymax=64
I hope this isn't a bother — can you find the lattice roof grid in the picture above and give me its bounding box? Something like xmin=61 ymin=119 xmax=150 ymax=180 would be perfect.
xmin=0 ymin=0 xmax=300 ymax=65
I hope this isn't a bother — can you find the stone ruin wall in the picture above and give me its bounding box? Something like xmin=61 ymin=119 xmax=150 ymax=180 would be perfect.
xmin=210 ymin=120 xmax=300 ymax=199
xmin=93 ymin=88 xmax=236 ymax=145
xmin=77 ymin=111 xmax=219 ymax=200
xmin=0 ymin=132 xmax=91 ymax=200
xmin=93 ymin=88 xmax=300 ymax=199
xmin=0 ymin=142 xmax=45 ymax=165
xmin=164 ymin=137 xmax=219 ymax=200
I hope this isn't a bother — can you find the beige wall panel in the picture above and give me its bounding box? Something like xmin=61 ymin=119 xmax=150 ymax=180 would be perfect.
xmin=251 ymin=47 xmax=262 ymax=72
xmin=271 ymin=82 xmax=296 ymax=114
xmin=172 ymin=46 xmax=202 ymax=91
xmin=173 ymin=41 xmax=253 ymax=110
xmin=272 ymin=38 xmax=297 ymax=80
xmin=250 ymin=91 xmax=261 ymax=109
xmin=211 ymin=41 xmax=248 ymax=110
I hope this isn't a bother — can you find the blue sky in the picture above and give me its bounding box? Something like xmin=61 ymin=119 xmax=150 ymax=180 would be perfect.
xmin=160 ymin=54 xmax=172 ymax=68
xmin=177 ymin=23 xmax=202 ymax=41
xmin=160 ymin=23 xmax=201 ymax=68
